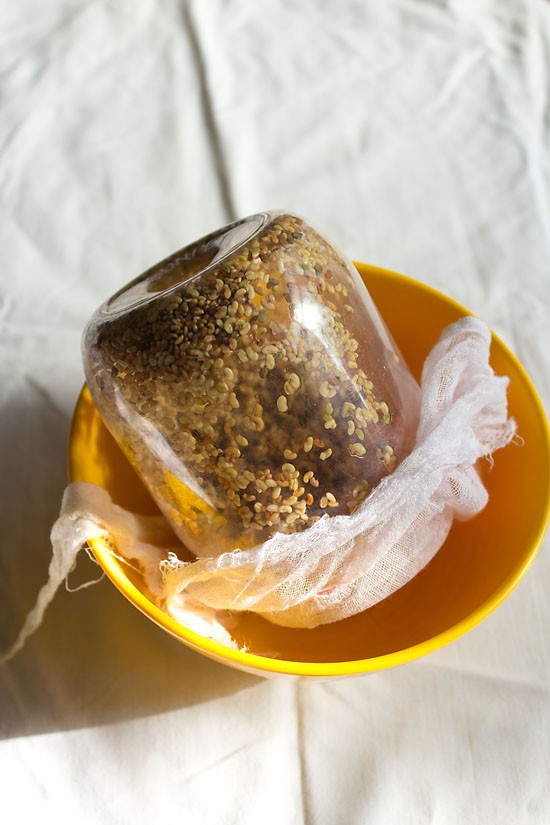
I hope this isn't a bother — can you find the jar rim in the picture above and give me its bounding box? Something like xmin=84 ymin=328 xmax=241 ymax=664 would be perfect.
xmin=102 ymin=211 xmax=280 ymax=317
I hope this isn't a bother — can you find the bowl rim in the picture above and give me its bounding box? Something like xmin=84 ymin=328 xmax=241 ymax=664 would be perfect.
xmin=69 ymin=263 xmax=550 ymax=678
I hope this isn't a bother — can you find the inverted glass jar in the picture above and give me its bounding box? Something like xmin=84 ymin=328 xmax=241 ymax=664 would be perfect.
xmin=82 ymin=212 xmax=421 ymax=557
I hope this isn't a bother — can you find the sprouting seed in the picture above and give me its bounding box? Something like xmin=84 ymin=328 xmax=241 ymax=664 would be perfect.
xmin=319 ymin=381 xmax=337 ymax=398
xmin=286 ymin=373 xmax=301 ymax=394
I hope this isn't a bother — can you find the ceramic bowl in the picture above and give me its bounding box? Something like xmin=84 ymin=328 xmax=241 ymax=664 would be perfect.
xmin=68 ymin=263 xmax=550 ymax=678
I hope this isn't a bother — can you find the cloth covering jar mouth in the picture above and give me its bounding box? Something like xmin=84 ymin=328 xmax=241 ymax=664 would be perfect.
xmin=82 ymin=212 xmax=421 ymax=559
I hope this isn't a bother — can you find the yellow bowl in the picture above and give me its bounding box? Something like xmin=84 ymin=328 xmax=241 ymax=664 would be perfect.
xmin=68 ymin=263 xmax=550 ymax=679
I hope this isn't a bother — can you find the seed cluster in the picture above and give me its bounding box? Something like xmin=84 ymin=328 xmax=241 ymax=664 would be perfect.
xmin=91 ymin=214 xmax=400 ymax=554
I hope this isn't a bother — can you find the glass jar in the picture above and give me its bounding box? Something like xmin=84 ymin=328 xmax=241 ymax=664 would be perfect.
xmin=82 ymin=212 xmax=421 ymax=557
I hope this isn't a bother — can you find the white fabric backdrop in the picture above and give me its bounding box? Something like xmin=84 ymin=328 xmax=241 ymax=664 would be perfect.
xmin=1 ymin=1 xmax=549 ymax=822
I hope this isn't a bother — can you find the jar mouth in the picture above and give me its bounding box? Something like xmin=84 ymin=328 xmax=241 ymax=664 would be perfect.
xmin=104 ymin=212 xmax=276 ymax=316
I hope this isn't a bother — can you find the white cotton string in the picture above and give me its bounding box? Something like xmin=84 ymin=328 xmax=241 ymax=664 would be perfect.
xmin=0 ymin=532 xmax=84 ymax=664
xmin=64 ymin=544 xmax=105 ymax=592
xmin=0 ymin=486 xmax=168 ymax=664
